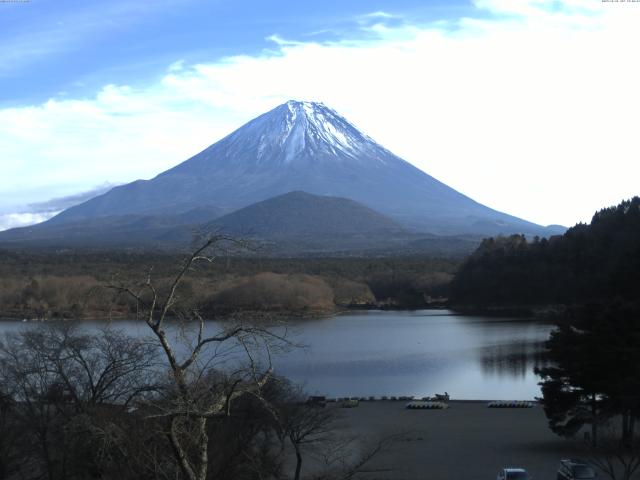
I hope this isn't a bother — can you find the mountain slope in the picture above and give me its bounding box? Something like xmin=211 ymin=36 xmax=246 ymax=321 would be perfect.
xmin=159 ymin=191 xmax=425 ymax=254
xmin=0 ymin=191 xmax=482 ymax=255
xmin=42 ymin=100 xmax=561 ymax=236
xmin=0 ymin=206 xmax=225 ymax=248
xmin=195 ymin=191 xmax=478 ymax=255
xmin=208 ymin=191 xmax=402 ymax=237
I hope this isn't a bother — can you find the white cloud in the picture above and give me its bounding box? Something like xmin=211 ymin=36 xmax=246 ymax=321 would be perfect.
xmin=0 ymin=183 xmax=117 ymax=232
xmin=0 ymin=212 xmax=60 ymax=232
xmin=26 ymin=183 xmax=117 ymax=213
xmin=364 ymin=11 xmax=397 ymax=19
xmin=3 ymin=0 xmax=640 ymax=227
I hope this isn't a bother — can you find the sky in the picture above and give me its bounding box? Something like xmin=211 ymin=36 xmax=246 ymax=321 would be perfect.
xmin=1 ymin=0 xmax=639 ymax=230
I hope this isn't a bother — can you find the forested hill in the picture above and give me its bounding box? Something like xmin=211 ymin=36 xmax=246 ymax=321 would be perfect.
xmin=451 ymin=197 xmax=640 ymax=307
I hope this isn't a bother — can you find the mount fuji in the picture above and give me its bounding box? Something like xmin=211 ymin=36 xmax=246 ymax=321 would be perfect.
xmin=1 ymin=100 xmax=562 ymax=250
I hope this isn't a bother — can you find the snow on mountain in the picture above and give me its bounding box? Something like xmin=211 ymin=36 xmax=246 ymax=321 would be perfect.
xmin=41 ymin=100 xmax=561 ymax=237
xmin=167 ymin=100 xmax=390 ymax=174
xmin=269 ymin=100 xmax=381 ymax=162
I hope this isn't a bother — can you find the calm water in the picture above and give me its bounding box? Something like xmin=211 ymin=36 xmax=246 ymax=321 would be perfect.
xmin=0 ymin=310 xmax=553 ymax=400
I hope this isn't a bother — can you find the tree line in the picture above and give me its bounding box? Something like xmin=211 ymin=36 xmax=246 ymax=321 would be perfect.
xmin=0 ymin=250 xmax=456 ymax=320
xmin=450 ymin=197 xmax=640 ymax=307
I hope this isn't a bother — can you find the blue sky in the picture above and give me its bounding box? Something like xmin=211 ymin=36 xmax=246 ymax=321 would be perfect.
xmin=1 ymin=0 xmax=474 ymax=106
xmin=1 ymin=0 xmax=639 ymax=230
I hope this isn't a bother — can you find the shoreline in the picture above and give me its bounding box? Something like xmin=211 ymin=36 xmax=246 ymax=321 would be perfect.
xmin=323 ymin=398 xmax=539 ymax=404
xmin=0 ymin=304 xmax=554 ymax=323
xmin=450 ymin=303 xmax=567 ymax=319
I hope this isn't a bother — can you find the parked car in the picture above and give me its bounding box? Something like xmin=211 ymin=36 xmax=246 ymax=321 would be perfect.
xmin=557 ymin=459 xmax=597 ymax=479
xmin=497 ymin=468 xmax=531 ymax=480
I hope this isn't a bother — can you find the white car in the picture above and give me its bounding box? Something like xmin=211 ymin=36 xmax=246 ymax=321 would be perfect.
xmin=497 ymin=468 xmax=531 ymax=480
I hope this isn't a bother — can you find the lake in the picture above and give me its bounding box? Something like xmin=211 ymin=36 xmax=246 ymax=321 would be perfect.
xmin=0 ymin=310 xmax=553 ymax=400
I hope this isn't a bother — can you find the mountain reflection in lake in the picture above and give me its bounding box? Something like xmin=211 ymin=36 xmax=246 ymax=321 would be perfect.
xmin=0 ymin=310 xmax=554 ymax=400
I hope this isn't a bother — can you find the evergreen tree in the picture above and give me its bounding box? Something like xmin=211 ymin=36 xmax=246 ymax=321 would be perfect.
xmin=536 ymin=303 xmax=640 ymax=446
xmin=452 ymin=197 xmax=640 ymax=307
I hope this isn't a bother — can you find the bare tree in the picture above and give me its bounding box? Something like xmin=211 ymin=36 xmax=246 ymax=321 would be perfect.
xmin=271 ymin=380 xmax=397 ymax=480
xmin=0 ymin=236 xmax=392 ymax=480
xmin=107 ymin=235 xmax=291 ymax=480
xmin=310 ymin=432 xmax=397 ymax=480
xmin=587 ymin=423 xmax=640 ymax=480
xmin=276 ymin=385 xmax=337 ymax=480
xmin=0 ymin=389 xmax=23 ymax=480
xmin=0 ymin=322 xmax=161 ymax=480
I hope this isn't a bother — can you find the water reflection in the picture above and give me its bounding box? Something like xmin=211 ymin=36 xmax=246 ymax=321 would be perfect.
xmin=478 ymin=341 xmax=549 ymax=379
xmin=0 ymin=311 xmax=555 ymax=399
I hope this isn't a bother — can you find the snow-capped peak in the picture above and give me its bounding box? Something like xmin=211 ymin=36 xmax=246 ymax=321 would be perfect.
xmin=258 ymin=100 xmax=378 ymax=163
xmin=191 ymin=100 xmax=392 ymax=170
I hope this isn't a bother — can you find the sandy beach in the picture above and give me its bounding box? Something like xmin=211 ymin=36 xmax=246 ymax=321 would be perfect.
xmin=328 ymin=400 xmax=587 ymax=480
